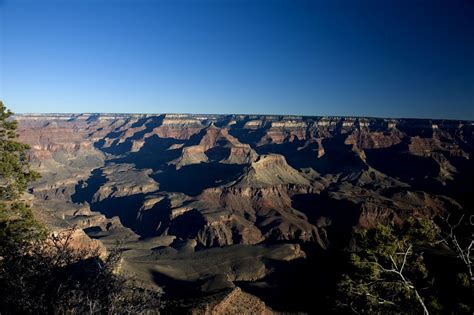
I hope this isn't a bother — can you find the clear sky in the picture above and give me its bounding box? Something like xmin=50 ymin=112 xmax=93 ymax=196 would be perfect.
xmin=0 ymin=0 xmax=473 ymax=119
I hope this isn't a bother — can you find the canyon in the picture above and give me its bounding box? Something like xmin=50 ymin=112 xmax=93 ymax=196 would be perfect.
xmin=17 ymin=113 xmax=474 ymax=313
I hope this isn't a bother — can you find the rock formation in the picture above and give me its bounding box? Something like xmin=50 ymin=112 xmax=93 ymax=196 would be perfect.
xmin=16 ymin=113 xmax=474 ymax=313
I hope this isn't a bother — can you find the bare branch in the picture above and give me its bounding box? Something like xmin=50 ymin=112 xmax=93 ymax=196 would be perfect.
xmin=400 ymin=245 xmax=412 ymax=274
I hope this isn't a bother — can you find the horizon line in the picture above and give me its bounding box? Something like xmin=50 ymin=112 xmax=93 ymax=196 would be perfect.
xmin=12 ymin=112 xmax=474 ymax=123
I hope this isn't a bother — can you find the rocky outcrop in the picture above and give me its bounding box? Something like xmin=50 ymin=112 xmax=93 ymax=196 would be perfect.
xmin=233 ymin=154 xmax=310 ymax=188
xmin=258 ymin=121 xmax=308 ymax=145
xmin=153 ymin=115 xmax=205 ymax=139
xmin=190 ymin=287 xmax=274 ymax=315
xmin=92 ymin=164 xmax=159 ymax=202
xmin=174 ymin=125 xmax=257 ymax=168
xmin=48 ymin=228 xmax=107 ymax=258
xmin=344 ymin=129 xmax=403 ymax=149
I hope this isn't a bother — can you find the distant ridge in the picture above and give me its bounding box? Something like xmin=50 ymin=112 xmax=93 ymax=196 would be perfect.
xmin=14 ymin=112 xmax=474 ymax=123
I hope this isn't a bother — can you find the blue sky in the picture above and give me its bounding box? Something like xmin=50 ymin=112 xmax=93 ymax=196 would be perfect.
xmin=0 ymin=0 xmax=473 ymax=119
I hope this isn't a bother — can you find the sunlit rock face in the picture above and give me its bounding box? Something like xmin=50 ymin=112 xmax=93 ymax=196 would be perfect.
xmin=16 ymin=113 xmax=474 ymax=308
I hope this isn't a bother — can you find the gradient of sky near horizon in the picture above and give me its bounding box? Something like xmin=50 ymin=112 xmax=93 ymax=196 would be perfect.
xmin=0 ymin=0 xmax=473 ymax=119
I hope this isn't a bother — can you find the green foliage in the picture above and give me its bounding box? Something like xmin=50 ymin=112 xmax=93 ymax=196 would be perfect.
xmin=0 ymin=202 xmax=47 ymax=253
xmin=0 ymin=101 xmax=40 ymax=200
xmin=335 ymin=218 xmax=439 ymax=314
xmin=455 ymin=272 xmax=470 ymax=288
xmin=0 ymin=101 xmax=44 ymax=249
